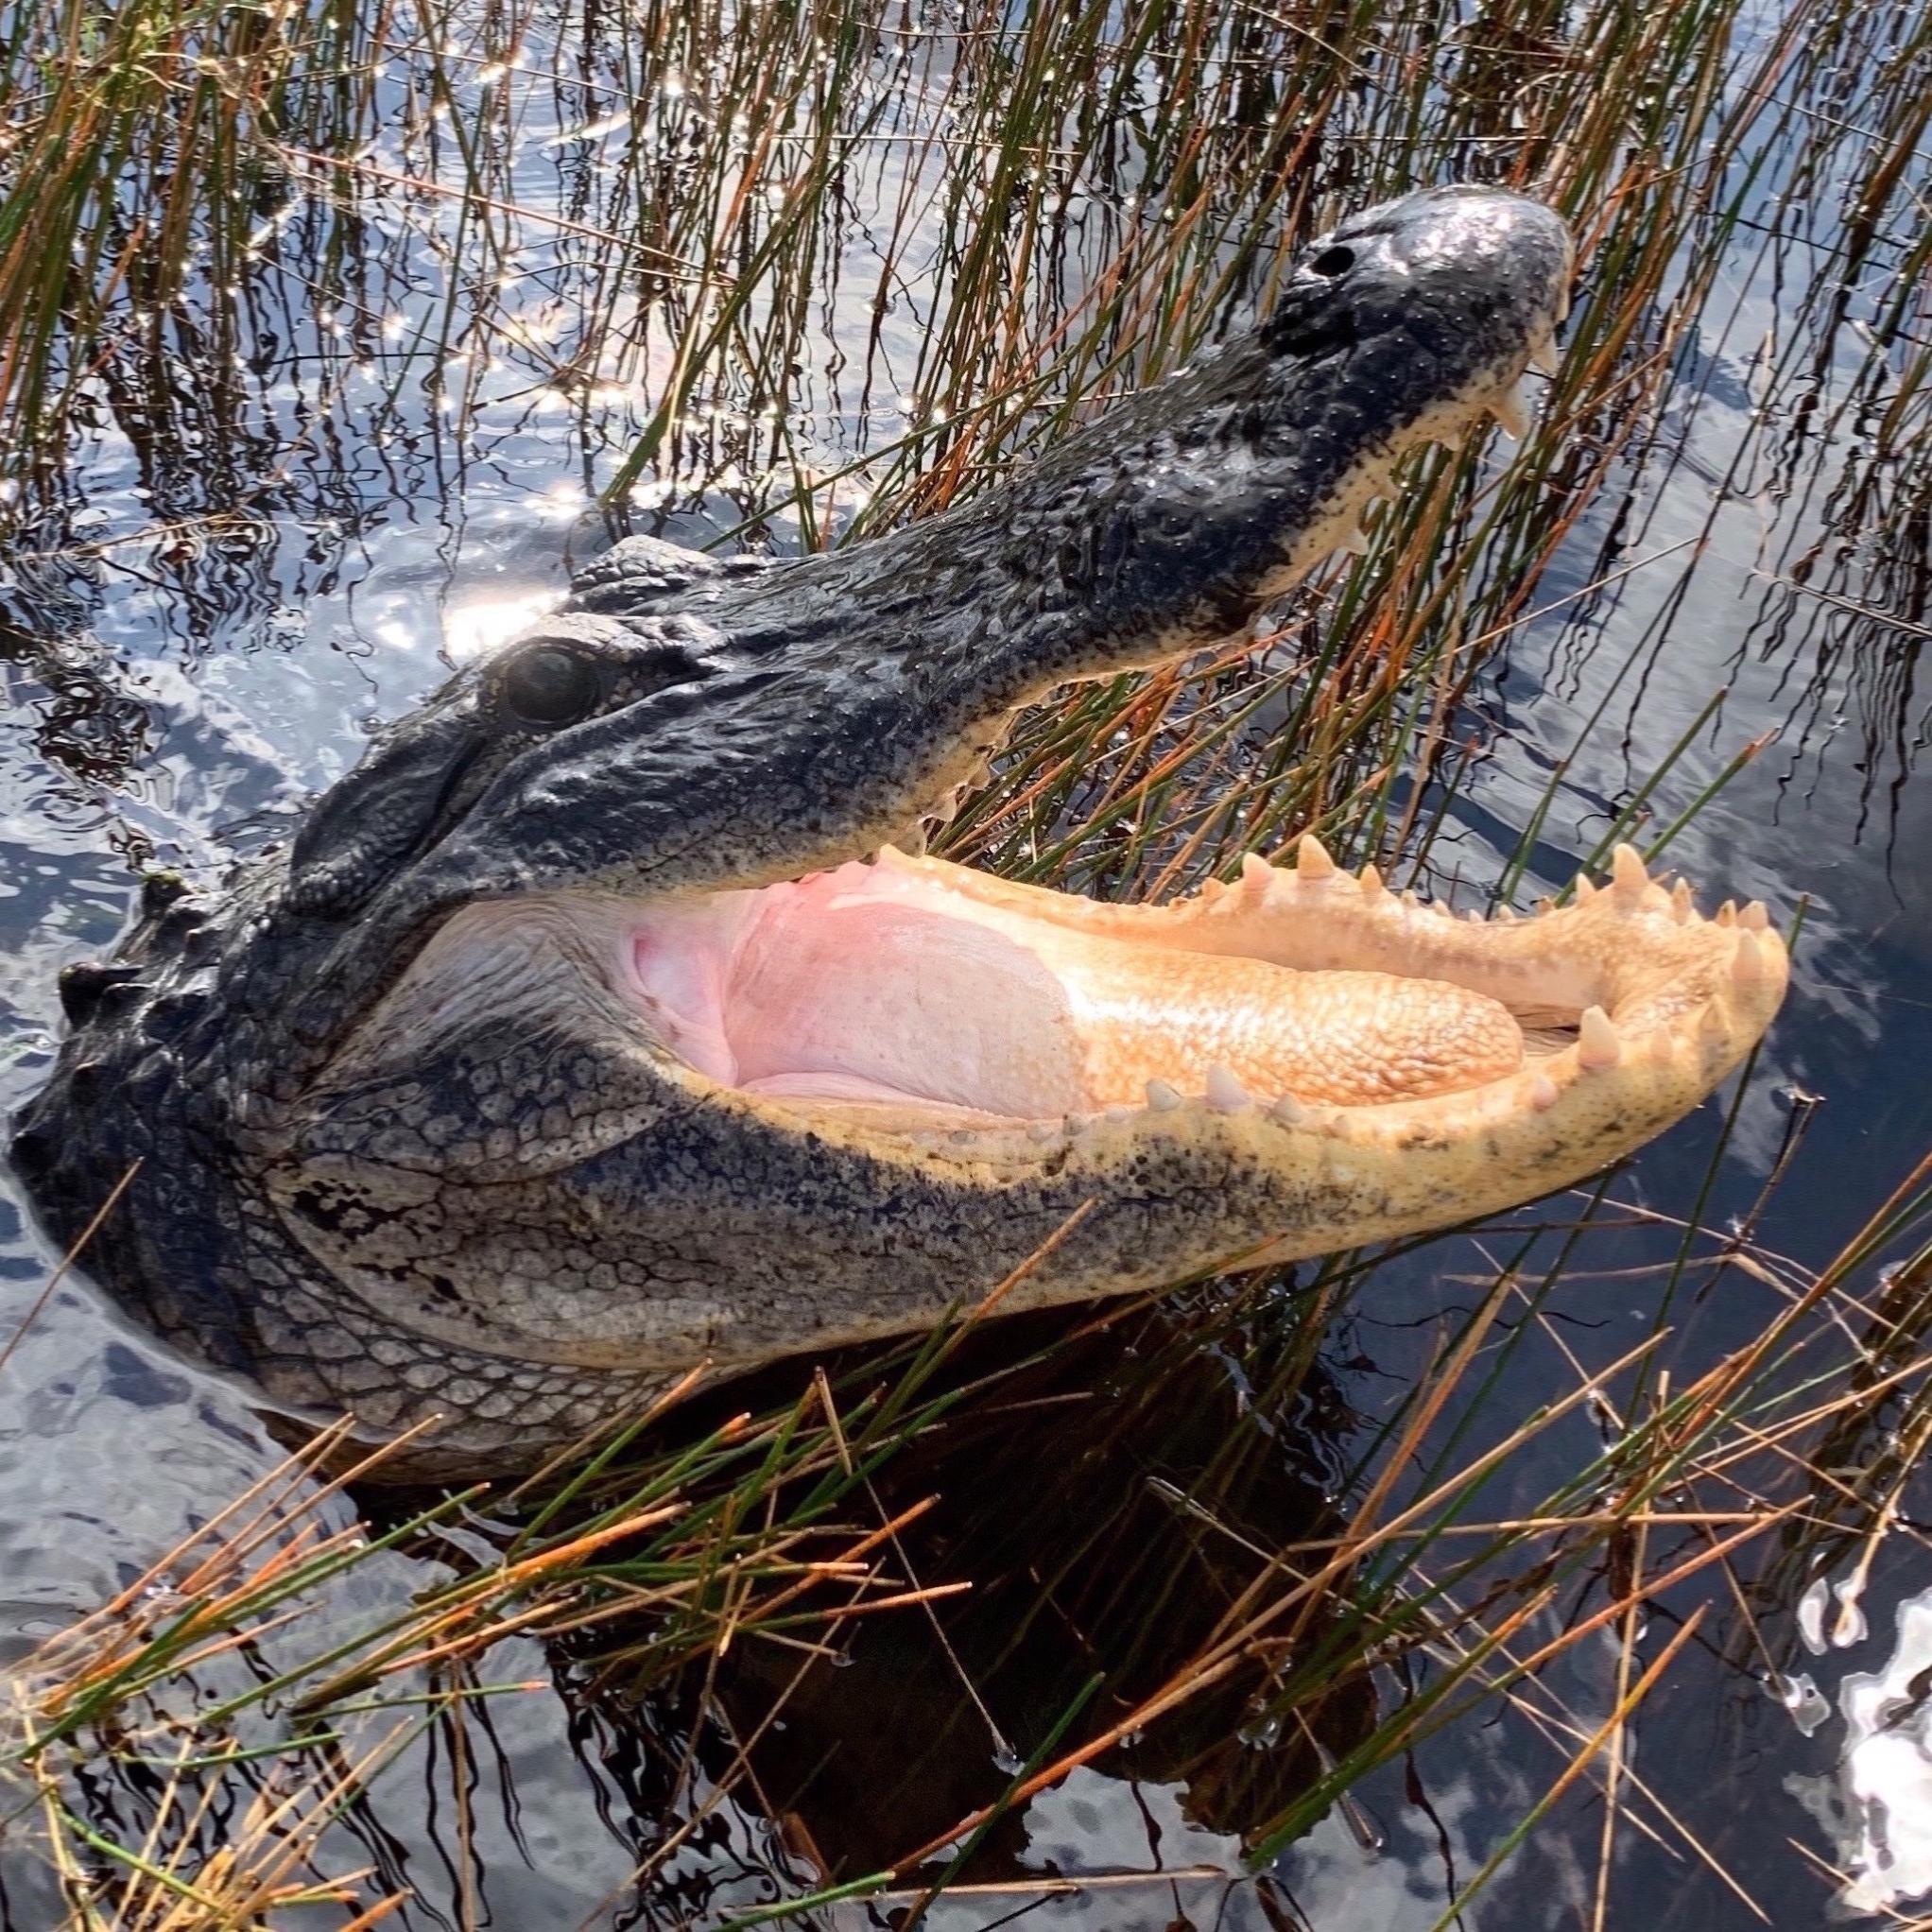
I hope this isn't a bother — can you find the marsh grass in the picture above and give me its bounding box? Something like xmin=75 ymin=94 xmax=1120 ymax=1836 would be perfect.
xmin=4 ymin=0 xmax=1932 ymax=1921
xmin=15 ymin=1153 xmax=1932 ymax=1926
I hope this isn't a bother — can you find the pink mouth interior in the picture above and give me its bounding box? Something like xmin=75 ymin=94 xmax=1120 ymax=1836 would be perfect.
xmin=624 ymin=860 xmax=1529 ymax=1120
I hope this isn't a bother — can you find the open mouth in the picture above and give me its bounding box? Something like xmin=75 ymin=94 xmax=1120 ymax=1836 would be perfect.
xmin=322 ymin=211 xmax=1751 ymax=1203
xmin=616 ymin=838 xmax=1784 ymax=1143
xmin=337 ymin=293 xmax=1784 ymax=1191
xmin=601 ymin=296 xmax=1614 ymax=1147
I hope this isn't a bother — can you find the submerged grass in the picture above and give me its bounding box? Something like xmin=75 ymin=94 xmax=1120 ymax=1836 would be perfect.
xmin=2 ymin=0 xmax=1931 ymax=1922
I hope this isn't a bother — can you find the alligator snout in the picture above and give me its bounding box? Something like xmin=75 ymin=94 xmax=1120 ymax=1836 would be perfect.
xmin=1303 ymin=183 xmax=1574 ymax=332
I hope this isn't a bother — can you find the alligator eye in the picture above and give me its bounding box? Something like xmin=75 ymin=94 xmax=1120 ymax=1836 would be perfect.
xmin=1307 ymin=244 xmax=1354 ymax=277
xmin=500 ymin=646 xmax=603 ymax=728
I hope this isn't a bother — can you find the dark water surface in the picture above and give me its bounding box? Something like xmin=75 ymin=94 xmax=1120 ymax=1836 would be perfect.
xmin=2 ymin=3 xmax=1931 ymax=1925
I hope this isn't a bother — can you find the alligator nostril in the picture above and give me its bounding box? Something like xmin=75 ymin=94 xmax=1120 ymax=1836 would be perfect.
xmin=1307 ymin=245 xmax=1354 ymax=277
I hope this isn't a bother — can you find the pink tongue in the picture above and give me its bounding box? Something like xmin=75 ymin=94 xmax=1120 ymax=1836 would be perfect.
xmin=729 ymin=898 xmax=1089 ymax=1114
xmin=632 ymin=867 xmax=1524 ymax=1116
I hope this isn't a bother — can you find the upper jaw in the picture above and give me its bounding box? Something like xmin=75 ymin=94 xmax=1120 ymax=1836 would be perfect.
xmin=354 ymin=189 xmax=1576 ymax=944
xmin=248 ymin=187 xmax=1578 ymax=1098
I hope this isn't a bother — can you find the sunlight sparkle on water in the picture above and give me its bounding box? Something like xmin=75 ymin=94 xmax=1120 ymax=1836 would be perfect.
xmin=442 ymin=587 xmax=568 ymax=663
xmin=1792 ymin=1586 xmax=1932 ymax=1913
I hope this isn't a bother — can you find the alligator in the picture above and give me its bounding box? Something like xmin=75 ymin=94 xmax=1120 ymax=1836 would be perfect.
xmin=11 ymin=186 xmax=1787 ymax=1475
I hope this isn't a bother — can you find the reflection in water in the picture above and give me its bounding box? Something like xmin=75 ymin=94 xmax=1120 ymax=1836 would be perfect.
xmin=542 ymin=1305 xmax=1377 ymax=1923
xmin=0 ymin=1304 xmax=1387 ymax=1931
xmin=441 ymin=582 xmax=569 ymax=663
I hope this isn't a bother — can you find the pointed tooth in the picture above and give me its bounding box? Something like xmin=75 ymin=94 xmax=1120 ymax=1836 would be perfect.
xmin=1574 ymin=874 xmax=1597 ymax=903
xmin=1699 ymin=1002 xmax=1728 ymax=1042
xmin=1535 ymin=896 xmax=1556 ymax=917
xmin=1027 ymin=1118 xmax=1061 ymax=1143
xmin=1527 ymin=336 xmax=1560 ymax=376
xmin=1611 ymin=843 xmax=1647 ymax=897
xmin=1105 ymin=1104 xmax=1134 ymax=1125
xmin=1432 ymin=898 xmax=1455 ymax=920
xmin=1732 ymin=931 xmax=1766 ymax=985
xmin=1529 ymin=1075 xmax=1560 ymax=1112
xmin=1146 ymin=1078 xmax=1182 ymax=1112
xmin=1340 ymin=526 xmax=1372 ymax=557
xmin=1716 ymin=900 xmax=1737 ymax=928
xmin=1270 ymin=1095 xmax=1307 ymax=1126
xmin=1671 ymin=878 xmax=1695 ymax=924
xmin=1205 ymin=1065 xmax=1253 ymax=1113
xmin=1297 ymin=834 xmax=1337 ymax=881
xmin=1740 ymin=900 xmax=1769 ymax=932
xmin=1201 ymin=877 xmax=1227 ymax=903
xmin=1359 ymin=863 xmax=1386 ymax=898
xmin=1494 ymin=903 xmax=1517 ymax=922
xmin=1465 ymin=906 xmax=1485 ymax=923
xmin=1578 ymin=1006 xmax=1621 ymax=1070
xmin=1241 ymin=852 xmax=1275 ymax=894
xmin=1492 ymin=380 xmax=1533 ymax=440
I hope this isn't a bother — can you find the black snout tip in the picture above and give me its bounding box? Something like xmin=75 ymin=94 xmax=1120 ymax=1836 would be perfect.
xmin=1322 ymin=184 xmax=1572 ymax=292
xmin=1289 ymin=183 xmax=1574 ymax=360
xmin=1383 ymin=184 xmax=1572 ymax=279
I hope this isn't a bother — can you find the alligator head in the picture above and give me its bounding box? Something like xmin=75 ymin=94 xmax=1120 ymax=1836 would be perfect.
xmin=12 ymin=186 xmax=1787 ymax=1475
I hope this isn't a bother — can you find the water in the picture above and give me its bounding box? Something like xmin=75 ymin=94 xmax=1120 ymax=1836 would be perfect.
xmin=2 ymin=0 xmax=1931 ymax=1923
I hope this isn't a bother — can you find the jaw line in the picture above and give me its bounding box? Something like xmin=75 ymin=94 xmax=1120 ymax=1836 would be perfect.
xmin=331 ymin=256 xmax=1587 ymax=1156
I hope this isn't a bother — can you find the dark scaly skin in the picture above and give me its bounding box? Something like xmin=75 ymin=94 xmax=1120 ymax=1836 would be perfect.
xmin=11 ymin=188 xmax=1575 ymax=1475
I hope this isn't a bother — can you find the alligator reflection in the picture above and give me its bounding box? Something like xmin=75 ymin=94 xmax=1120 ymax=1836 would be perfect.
xmin=545 ymin=1296 xmax=1371 ymax=1894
